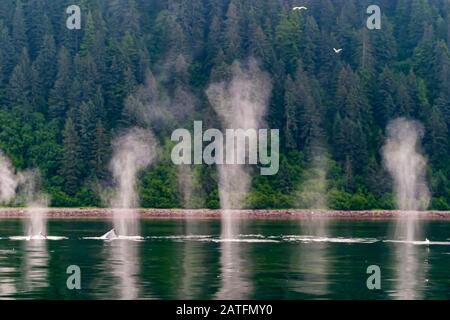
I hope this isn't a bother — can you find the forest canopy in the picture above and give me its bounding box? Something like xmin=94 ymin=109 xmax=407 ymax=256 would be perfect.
xmin=0 ymin=0 xmax=449 ymax=210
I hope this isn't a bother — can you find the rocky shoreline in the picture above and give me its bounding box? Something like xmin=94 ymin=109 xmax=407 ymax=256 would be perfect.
xmin=0 ymin=208 xmax=450 ymax=220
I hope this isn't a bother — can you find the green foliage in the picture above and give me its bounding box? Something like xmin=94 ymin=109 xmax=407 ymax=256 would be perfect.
xmin=431 ymin=197 xmax=450 ymax=210
xmin=0 ymin=0 xmax=449 ymax=210
xmin=140 ymin=162 xmax=180 ymax=208
xmin=327 ymin=188 xmax=352 ymax=210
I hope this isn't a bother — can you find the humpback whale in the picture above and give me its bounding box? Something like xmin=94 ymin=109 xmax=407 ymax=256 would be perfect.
xmin=100 ymin=229 xmax=119 ymax=240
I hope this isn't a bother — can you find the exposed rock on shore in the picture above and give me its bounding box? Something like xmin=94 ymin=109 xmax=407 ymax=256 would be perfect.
xmin=0 ymin=208 xmax=449 ymax=220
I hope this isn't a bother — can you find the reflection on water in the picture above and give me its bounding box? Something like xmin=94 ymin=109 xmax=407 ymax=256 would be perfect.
xmin=215 ymin=211 xmax=251 ymax=299
xmin=178 ymin=218 xmax=207 ymax=299
xmin=390 ymin=217 xmax=429 ymax=300
xmin=21 ymin=239 xmax=49 ymax=292
xmin=98 ymin=240 xmax=141 ymax=300
xmin=0 ymin=219 xmax=50 ymax=298
xmin=391 ymin=243 xmax=429 ymax=300
xmin=0 ymin=264 xmax=17 ymax=298
xmin=291 ymin=219 xmax=329 ymax=297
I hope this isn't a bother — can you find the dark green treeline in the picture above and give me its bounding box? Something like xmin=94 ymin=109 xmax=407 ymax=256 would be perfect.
xmin=0 ymin=0 xmax=449 ymax=209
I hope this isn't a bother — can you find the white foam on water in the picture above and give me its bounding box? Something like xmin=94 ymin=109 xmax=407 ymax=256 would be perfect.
xmin=83 ymin=235 xmax=144 ymax=241
xmin=147 ymin=235 xmax=212 ymax=240
xmin=133 ymin=234 xmax=379 ymax=244
xmin=9 ymin=235 xmax=67 ymax=241
xmin=116 ymin=236 xmax=144 ymax=241
xmin=146 ymin=234 xmax=278 ymax=243
xmin=46 ymin=236 xmax=67 ymax=240
xmin=0 ymin=249 xmax=15 ymax=254
xmin=282 ymin=235 xmax=379 ymax=244
xmin=200 ymin=238 xmax=280 ymax=243
xmin=238 ymin=234 xmax=265 ymax=238
xmin=384 ymin=240 xmax=450 ymax=246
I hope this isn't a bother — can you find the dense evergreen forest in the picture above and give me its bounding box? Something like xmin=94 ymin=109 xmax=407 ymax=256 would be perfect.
xmin=0 ymin=0 xmax=449 ymax=209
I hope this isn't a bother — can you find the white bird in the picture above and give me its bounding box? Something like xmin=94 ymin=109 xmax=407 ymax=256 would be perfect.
xmin=333 ymin=48 xmax=343 ymax=53
xmin=293 ymin=6 xmax=307 ymax=11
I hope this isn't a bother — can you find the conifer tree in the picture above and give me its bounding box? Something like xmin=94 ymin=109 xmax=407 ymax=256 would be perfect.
xmin=61 ymin=117 xmax=81 ymax=196
xmin=11 ymin=0 xmax=27 ymax=55
xmin=7 ymin=48 xmax=31 ymax=110
xmin=49 ymin=47 xmax=72 ymax=120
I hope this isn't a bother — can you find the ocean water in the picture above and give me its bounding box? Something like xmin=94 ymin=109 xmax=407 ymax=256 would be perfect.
xmin=0 ymin=218 xmax=449 ymax=300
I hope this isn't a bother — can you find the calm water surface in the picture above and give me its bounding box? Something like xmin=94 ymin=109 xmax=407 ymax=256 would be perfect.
xmin=0 ymin=218 xmax=449 ymax=300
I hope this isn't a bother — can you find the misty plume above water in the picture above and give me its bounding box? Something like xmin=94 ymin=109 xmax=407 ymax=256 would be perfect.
xmin=297 ymin=157 xmax=328 ymax=210
xmin=17 ymin=170 xmax=49 ymax=236
xmin=0 ymin=150 xmax=18 ymax=204
xmin=124 ymin=56 xmax=197 ymax=208
xmin=382 ymin=118 xmax=430 ymax=212
xmin=0 ymin=150 xmax=48 ymax=236
xmin=124 ymin=56 xmax=195 ymax=135
xmin=206 ymin=59 xmax=272 ymax=211
xmin=109 ymin=128 xmax=157 ymax=236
